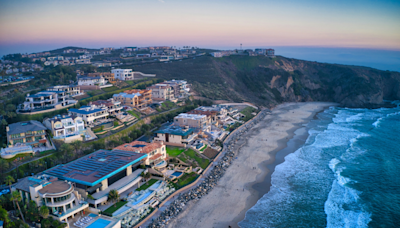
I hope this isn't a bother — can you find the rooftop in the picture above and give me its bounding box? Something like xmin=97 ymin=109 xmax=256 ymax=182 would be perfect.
xmin=155 ymin=125 xmax=194 ymax=136
xmin=114 ymin=141 xmax=163 ymax=154
xmin=113 ymin=92 xmax=141 ymax=99
xmin=8 ymin=120 xmax=47 ymax=135
xmin=38 ymin=181 xmax=72 ymax=195
xmin=44 ymin=150 xmax=147 ymax=186
xmin=175 ymin=113 xmax=207 ymax=120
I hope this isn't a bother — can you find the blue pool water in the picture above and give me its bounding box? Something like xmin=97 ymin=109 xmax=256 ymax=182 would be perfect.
xmin=88 ymin=213 xmax=98 ymax=218
xmin=171 ymin=172 xmax=183 ymax=177
xmin=86 ymin=218 xmax=111 ymax=228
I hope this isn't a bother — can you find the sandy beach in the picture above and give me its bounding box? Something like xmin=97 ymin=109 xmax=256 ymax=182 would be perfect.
xmin=166 ymin=102 xmax=337 ymax=228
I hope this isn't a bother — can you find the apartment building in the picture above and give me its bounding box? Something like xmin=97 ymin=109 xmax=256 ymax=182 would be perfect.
xmin=77 ymin=76 xmax=106 ymax=86
xmin=114 ymin=141 xmax=167 ymax=168
xmin=87 ymin=72 xmax=116 ymax=83
xmin=113 ymin=89 xmax=152 ymax=109
xmin=146 ymin=84 xmax=174 ymax=101
xmin=43 ymin=114 xmax=86 ymax=142
xmin=89 ymin=98 xmax=122 ymax=115
xmin=111 ymin=69 xmax=133 ymax=80
xmin=174 ymin=113 xmax=210 ymax=128
xmin=266 ymin=49 xmax=275 ymax=57
xmin=75 ymin=59 xmax=91 ymax=64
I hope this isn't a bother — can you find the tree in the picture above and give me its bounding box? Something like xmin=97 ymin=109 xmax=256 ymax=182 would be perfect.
xmin=10 ymin=191 xmax=26 ymax=223
xmin=39 ymin=205 xmax=49 ymax=218
xmin=71 ymin=140 xmax=83 ymax=155
xmin=5 ymin=176 xmax=15 ymax=208
xmin=42 ymin=219 xmax=51 ymax=228
xmin=107 ymin=189 xmax=119 ymax=207
xmin=0 ymin=205 xmax=10 ymax=226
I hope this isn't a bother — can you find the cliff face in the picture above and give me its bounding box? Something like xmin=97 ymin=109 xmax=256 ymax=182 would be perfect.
xmin=134 ymin=55 xmax=400 ymax=108
xmin=213 ymin=56 xmax=400 ymax=108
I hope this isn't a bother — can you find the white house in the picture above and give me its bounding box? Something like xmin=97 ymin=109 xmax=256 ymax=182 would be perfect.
xmin=43 ymin=115 xmax=86 ymax=142
xmin=111 ymin=69 xmax=133 ymax=80
xmin=77 ymin=76 xmax=106 ymax=86
xmin=68 ymin=106 xmax=109 ymax=126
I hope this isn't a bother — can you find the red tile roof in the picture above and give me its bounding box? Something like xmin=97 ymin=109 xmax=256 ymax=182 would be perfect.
xmin=114 ymin=141 xmax=163 ymax=154
xmin=149 ymin=153 xmax=162 ymax=161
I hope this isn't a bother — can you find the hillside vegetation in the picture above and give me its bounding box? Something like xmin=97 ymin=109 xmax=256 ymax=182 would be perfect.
xmin=135 ymin=55 xmax=400 ymax=108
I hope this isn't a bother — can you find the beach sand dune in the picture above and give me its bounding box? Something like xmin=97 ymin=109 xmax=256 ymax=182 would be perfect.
xmin=167 ymin=102 xmax=336 ymax=228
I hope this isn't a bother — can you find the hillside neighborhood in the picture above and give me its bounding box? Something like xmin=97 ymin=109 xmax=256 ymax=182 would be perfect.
xmin=0 ymin=45 xmax=269 ymax=228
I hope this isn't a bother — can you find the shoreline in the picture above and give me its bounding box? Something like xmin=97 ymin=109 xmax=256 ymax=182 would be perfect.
xmin=166 ymin=102 xmax=337 ymax=228
xmin=233 ymin=106 xmax=328 ymax=226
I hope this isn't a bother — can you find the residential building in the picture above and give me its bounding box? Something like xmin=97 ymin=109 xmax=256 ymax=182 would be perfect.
xmin=266 ymin=48 xmax=275 ymax=57
xmin=146 ymin=84 xmax=174 ymax=101
xmin=87 ymin=72 xmax=116 ymax=83
xmin=163 ymin=80 xmax=190 ymax=98
xmin=12 ymin=175 xmax=88 ymax=224
xmin=114 ymin=141 xmax=166 ymax=167
xmin=154 ymin=125 xmax=197 ymax=146
xmin=2 ymin=121 xmax=52 ymax=158
xmin=111 ymin=69 xmax=133 ymax=81
xmin=20 ymin=91 xmax=77 ymax=112
xmin=75 ymin=59 xmax=91 ymax=64
xmin=43 ymin=114 xmax=86 ymax=142
xmin=43 ymin=149 xmax=147 ymax=209
xmin=255 ymin=48 xmax=266 ymax=55
xmin=187 ymin=109 xmax=218 ymax=122
xmin=92 ymin=62 xmax=112 ymax=68
xmin=68 ymin=106 xmax=109 ymax=126
xmin=210 ymin=52 xmax=223 ymax=57
xmin=113 ymin=89 xmax=152 ymax=109
xmin=47 ymin=85 xmax=83 ymax=97
xmin=137 ymin=54 xmax=151 ymax=58
xmin=77 ymin=76 xmax=106 ymax=86
xmin=173 ymin=113 xmax=210 ymax=128
xmin=159 ymin=56 xmax=174 ymax=61
xmin=89 ymin=98 xmax=122 ymax=115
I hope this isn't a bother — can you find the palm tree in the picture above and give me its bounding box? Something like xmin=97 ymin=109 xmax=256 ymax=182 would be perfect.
xmin=10 ymin=191 xmax=26 ymax=223
xmin=0 ymin=205 xmax=10 ymax=226
xmin=39 ymin=205 xmax=49 ymax=219
xmin=107 ymin=190 xmax=119 ymax=207
xmin=5 ymin=175 xmax=15 ymax=208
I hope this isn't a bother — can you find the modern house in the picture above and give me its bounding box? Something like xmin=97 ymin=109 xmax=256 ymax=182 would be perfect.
xmin=47 ymin=85 xmax=83 ymax=97
xmin=87 ymin=72 xmax=116 ymax=84
xmin=89 ymin=98 xmax=123 ymax=115
xmin=77 ymin=76 xmax=106 ymax=86
xmin=43 ymin=149 xmax=147 ymax=209
xmin=266 ymin=49 xmax=275 ymax=57
xmin=174 ymin=113 xmax=209 ymax=128
xmin=68 ymin=106 xmax=109 ymax=126
xmin=146 ymin=84 xmax=174 ymax=101
xmin=154 ymin=125 xmax=197 ymax=146
xmin=12 ymin=175 xmax=88 ymax=225
xmin=1 ymin=120 xmax=53 ymax=158
xmin=111 ymin=69 xmax=133 ymax=81
xmin=114 ymin=141 xmax=167 ymax=168
xmin=43 ymin=115 xmax=87 ymax=143
xmin=19 ymin=91 xmax=77 ymax=112
xmin=163 ymin=80 xmax=190 ymax=98
xmin=113 ymin=89 xmax=152 ymax=109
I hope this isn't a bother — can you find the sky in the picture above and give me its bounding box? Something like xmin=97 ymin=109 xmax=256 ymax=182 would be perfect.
xmin=0 ymin=0 xmax=399 ymax=70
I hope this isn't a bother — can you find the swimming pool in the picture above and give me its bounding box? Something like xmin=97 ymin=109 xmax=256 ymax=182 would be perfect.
xmin=86 ymin=218 xmax=110 ymax=228
xmin=171 ymin=172 xmax=183 ymax=177
xmin=89 ymin=213 xmax=98 ymax=218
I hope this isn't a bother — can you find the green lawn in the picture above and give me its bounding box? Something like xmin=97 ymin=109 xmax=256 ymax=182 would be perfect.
xmin=240 ymin=106 xmax=258 ymax=122
xmin=101 ymin=86 xmax=119 ymax=93
xmin=136 ymin=179 xmax=157 ymax=191
xmin=166 ymin=146 xmax=185 ymax=157
xmin=184 ymin=149 xmax=210 ymax=169
xmin=175 ymin=172 xmax=199 ymax=188
xmin=102 ymin=201 xmax=127 ymax=216
xmin=127 ymin=110 xmax=140 ymax=119
xmin=199 ymin=144 xmax=207 ymax=152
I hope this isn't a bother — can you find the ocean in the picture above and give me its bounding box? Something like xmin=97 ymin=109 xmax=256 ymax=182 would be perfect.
xmin=239 ymin=102 xmax=400 ymax=228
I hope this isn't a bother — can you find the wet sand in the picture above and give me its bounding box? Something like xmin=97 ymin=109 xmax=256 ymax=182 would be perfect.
xmin=167 ymin=102 xmax=337 ymax=228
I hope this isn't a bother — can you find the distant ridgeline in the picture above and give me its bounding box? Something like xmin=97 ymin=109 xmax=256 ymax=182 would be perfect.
xmin=133 ymin=55 xmax=400 ymax=108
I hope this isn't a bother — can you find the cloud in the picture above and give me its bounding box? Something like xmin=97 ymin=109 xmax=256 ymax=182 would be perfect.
xmin=158 ymin=0 xmax=165 ymax=3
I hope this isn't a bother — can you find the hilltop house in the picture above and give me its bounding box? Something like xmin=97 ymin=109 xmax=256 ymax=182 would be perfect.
xmin=89 ymin=98 xmax=122 ymax=115
xmin=68 ymin=106 xmax=109 ymax=126
xmin=43 ymin=114 xmax=88 ymax=143
xmin=174 ymin=113 xmax=210 ymax=128
xmin=19 ymin=90 xmax=77 ymax=112
xmin=87 ymin=72 xmax=116 ymax=84
xmin=77 ymin=76 xmax=106 ymax=86
xmin=111 ymin=69 xmax=133 ymax=81
xmin=154 ymin=125 xmax=197 ymax=146
xmin=146 ymin=84 xmax=174 ymax=101
xmin=113 ymin=89 xmax=152 ymax=109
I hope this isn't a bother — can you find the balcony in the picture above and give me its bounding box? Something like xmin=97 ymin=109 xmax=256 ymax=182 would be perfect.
xmin=45 ymin=194 xmax=75 ymax=208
